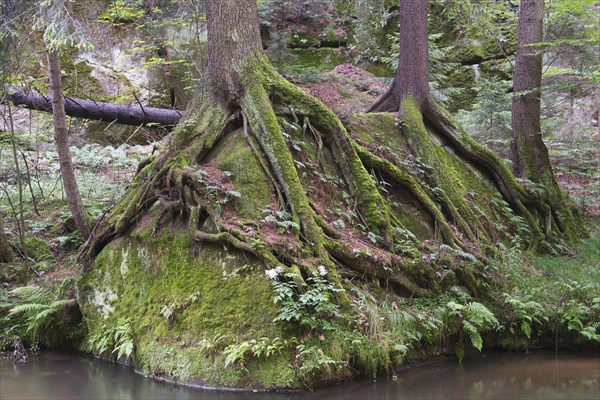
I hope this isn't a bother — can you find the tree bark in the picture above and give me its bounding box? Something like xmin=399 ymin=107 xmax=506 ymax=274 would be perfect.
xmin=7 ymin=92 xmax=181 ymax=127
xmin=369 ymin=0 xmax=430 ymax=112
xmin=47 ymin=51 xmax=91 ymax=239
xmin=510 ymin=0 xmax=556 ymax=188
xmin=206 ymin=0 xmax=263 ymax=108
xmin=0 ymin=213 xmax=11 ymax=263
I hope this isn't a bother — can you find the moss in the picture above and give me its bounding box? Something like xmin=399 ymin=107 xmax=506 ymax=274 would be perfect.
xmin=441 ymin=66 xmax=479 ymax=112
xmin=204 ymin=129 xmax=273 ymax=220
xmin=454 ymin=39 xmax=485 ymax=64
xmin=77 ymin=223 xmax=296 ymax=388
xmin=272 ymin=48 xmax=348 ymax=74
xmin=24 ymin=235 xmax=52 ymax=261
xmin=362 ymin=62 xmax=395 ymax=78
xmin=59 ymin=56 xmax=103 ymax=98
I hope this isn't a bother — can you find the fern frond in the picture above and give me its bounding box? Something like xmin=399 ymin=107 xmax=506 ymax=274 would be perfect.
xmin=8 ymin=303 xmax=48 ymax=316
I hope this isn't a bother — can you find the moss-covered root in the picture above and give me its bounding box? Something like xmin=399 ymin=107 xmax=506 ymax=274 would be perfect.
xmin=422 ymin=100 xmax=582 ymax=247
xmin=353 ymin=143 xmax=459 ymax=247
xmin=397 ymin=99 xmax=538 ymax=247
xmin=268 ymin=72 xmax=393 ymax=241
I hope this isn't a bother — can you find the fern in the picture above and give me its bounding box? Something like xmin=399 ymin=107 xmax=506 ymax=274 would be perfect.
xmin=7 ymin=282 xmax=74 ymax=343
xmin=445 ymin=300 xmax=499 ymax=361
xmin=86 ymin=318 xmax=135 ymax=361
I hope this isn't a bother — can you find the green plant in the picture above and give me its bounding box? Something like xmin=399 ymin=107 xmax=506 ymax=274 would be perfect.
xmin=85 ymin=318 xmax=135 ymax=362
xmin=98 ymin=1 xmax=144 ymax=25
xmin=296 ymin=342 xmax=347 ymax=378
xmin=502 ymin=293 xmax=548 ymax=340
xmin=559 ymin=298 xmax=600 ymax=343
xmin=7 ymin=278 xmax=75 ymax=345
xmin=443 ymin=299 xmax=499 ymax=362
xmin=198 ymin=334 xmax=227 ymax=363
xmin=223 ymin=336 xmax=295 ymax=368
xmin=262 ymin=208 xmax=300 ymax=234
xmin=271 ymin=271 xmax=343 ymax=331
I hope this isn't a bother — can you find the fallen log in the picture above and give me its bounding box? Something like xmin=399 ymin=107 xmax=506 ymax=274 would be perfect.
xmin=6 ymin=92 xmax=182 ymax=127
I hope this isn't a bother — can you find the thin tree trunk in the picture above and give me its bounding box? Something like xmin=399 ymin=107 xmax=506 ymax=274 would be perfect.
xmin=0 ymin=212 xmax=11 ymax=263
xmin=47 ymin=51 xmax=91 ymax=239
xmin=510 ymin=0 xmax=556 ymax=190
xmin=369 ymin=0 xmax=430 ymax=112
xmin=3 ymin=101 xmax=27 ymax=276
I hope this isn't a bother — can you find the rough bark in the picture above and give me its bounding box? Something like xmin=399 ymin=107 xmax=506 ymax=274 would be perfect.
xmin=206 ymin=0 xmax=263 ymax=108
xmin=47 ymin=51 xmax=91 ymax=239
xmin=6 ymin=92 xmax=181 ymax=127
xmin=368 ymin=0 xmax=430 ymax=112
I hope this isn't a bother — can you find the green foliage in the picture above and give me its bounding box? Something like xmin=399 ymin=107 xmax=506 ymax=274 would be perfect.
xmin=85 ymin=318 xmax=135 ymax=361
xmin=223 ymin=337 xmax=296 ymax=368
xmin=98 ymin=1 xmax=145 ymax=25
xmin=490 ymin=225 xmax=600 ymax=347
xmin=458 ymin=77 xmax=512 ymax=138
xmin=35 ymin=0 xmax=92 ymax=52
xmin=296 ymin=341 xmax=348 ymax=378
xmin=443 ymin=298 xmax=499 ymax=362
xmin=262 ymin=208 xmax=300 ymax=234
xmin=502 ymin=293 xmax=547 ymax=340
xmin=4 ymin=278 xmax=75 ymax=345
xmin=272 ymin=272 xmax=343 ymax=331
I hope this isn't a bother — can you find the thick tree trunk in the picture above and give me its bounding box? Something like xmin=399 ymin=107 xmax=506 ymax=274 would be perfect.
xmin=206 ymin=0 xmax=263 ymax=108
xmin=369 ymin=0 xmax=430 ymax=112
xmin=47 ymin=51 xmax=91 ymax=239
xmin=6 ymin=92 xmax=181 ymax=127
xmin=510 ymin=0 xmax=556 ymax=188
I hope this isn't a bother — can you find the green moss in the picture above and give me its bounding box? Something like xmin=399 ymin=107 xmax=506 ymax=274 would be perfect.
xmin=59 ymin=56 xmax=103 ymax=98
xmin=454 ymin=39 xmax=485 ymax=64
xmin=273 ymin=48 xmax=348 ymax=74
xmin=24 ymin=235 xmax=52 ymax=261
xmin=204 ymin=129 xmax=273 ymax=220
xmin=77 ymin=223 xmax=294 ymax=388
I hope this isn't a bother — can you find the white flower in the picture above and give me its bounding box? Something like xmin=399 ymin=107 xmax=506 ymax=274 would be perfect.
xmin=317 ymin=265 xmax=328 ymax=276
xmin=265 ymin=266 xmax=284 ymax=280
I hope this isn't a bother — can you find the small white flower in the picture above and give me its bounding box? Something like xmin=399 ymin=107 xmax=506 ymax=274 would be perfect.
xmin=317 ymin=265 xmax=328 ymax=276
xmin=265 ymin=266 xmax=284 ymax=280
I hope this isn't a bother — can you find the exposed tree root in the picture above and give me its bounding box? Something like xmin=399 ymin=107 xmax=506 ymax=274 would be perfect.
xmin=421 ymin=100 xmax=581 ymax=248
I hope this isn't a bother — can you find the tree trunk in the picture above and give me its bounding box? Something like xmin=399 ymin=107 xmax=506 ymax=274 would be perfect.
xmin=0 ymin=213 xmax=11 ymax=263
xmin=368 ymin=0 xmax=430 ymax=112
xmin=47 ymin=51 xmax=91 ymax=239
xmin=206 ymin=0 xmax=263 ymax=108
xmin=509 ymin=0 xmax=581 ymax=239
xmin=510 ymin=0 xmax=552 ymax=183
xmin=6 ymin=92 xmax=181 ymax=127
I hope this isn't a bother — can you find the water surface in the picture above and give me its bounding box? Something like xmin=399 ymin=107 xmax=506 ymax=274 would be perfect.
xmin=1 ymin=351 xmax=598 ymax=399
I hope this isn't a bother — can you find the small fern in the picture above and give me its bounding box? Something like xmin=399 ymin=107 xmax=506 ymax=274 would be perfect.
xmin=86 ymin=318 xmax=135 ymax=362
xmin=445 ymin=300 xmax=499 ymax=362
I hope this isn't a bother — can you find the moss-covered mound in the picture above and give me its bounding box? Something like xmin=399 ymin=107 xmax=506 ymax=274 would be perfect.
xmin=76 ymin=79 xmax=550 ymax=388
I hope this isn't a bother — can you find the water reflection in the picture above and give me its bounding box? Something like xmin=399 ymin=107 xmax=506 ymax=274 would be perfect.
xmin=1 ymin=351 xmax=598 ymax=399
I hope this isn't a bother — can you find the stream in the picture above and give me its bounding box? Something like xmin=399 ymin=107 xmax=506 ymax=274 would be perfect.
xmin=1 ymin=351 xmax=599 ymax=399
